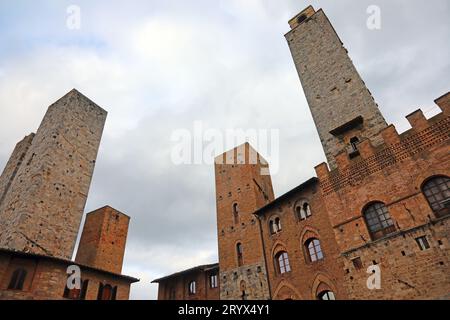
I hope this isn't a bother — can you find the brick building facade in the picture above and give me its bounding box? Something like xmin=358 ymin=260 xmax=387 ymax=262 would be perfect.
xmin=154 ymin=6 xmax=449 ymax=300
xmin=152 ymin=264 xmax=219 ymax=300
xmin=0 ymin=90 xmax=138 ymax=300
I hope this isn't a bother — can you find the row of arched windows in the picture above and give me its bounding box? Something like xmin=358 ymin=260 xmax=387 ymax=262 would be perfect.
xmin=233 ymin=201 xmax=313 ymax=229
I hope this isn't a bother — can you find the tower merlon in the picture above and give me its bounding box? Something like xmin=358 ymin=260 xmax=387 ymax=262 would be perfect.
xmin=405 ymin=109 xmax=429 ymax=131
xmin=434 ymin=91 xmax=450 ymax=115
xmin=314 ymin=162 xmax=330 ymax=180
xmin=380 ymin=125 xmax=401 ymax=145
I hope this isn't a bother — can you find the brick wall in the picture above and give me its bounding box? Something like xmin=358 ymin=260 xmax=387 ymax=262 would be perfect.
xmin=215 ymin=143 xmax=274 ymax=300
xmin=75 ymin=206 xmax=130 ymax=274
xmin=256 ymin=180 xmax=347 ymax=300
xmin=0 ymin=250 xmax=136 ymax=300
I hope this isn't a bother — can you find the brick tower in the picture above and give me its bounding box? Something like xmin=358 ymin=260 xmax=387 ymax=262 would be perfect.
xmin=75 ymin=206 xmax=130 ymax=274
xmin=0 ymin=89 xmax=107 ymax=260
xmin=285 ymin=6 xmax=387 ymax=169
xmin=215 ymin=142 xmax=274 ymax=300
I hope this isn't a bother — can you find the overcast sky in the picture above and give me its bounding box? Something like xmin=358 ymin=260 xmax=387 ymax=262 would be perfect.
xmin=0 ymin=0 xmax=448 ymax=299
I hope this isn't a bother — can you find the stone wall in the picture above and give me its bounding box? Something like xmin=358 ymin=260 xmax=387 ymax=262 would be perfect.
xmin=285 ymin=7 xmax=387 ymax=169
xmin=0 ymin=89 xmax=107 ymax=260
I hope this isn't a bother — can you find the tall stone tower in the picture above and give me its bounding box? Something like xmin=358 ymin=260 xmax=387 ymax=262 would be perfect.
xmin=75 ymin=206 xmax=130 ymax=274
xmin=215 ymin=142 xmax=274 ymax=300
xmin=285 ymin=6 xmax=387 ymax=168
xmin=0 ymin=89 xmax=107 ymax=260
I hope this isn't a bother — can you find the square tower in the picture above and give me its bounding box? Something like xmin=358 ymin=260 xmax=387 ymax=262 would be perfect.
xmin=215 ymin=142 xmax=274 ymax=300
xmin=286 ymin=6 xmax=387 ymax=168
xmin=0 ymin=89 xmax=107 ymax=260
xmin=75 ymin=206 xmax=130 ymax=274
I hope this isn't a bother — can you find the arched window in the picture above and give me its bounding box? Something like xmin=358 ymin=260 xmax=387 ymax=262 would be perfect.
xmin=269 ymin=217 xmax=282 ymax=234
xmin=275 ymin=251 xmax=291 ymax=274
xmin=8 ymin=268 xmax=27 ymax=290
xmin=188 ymin=281 xmax=196 ymax=295
xmin=236 ymin=243 xmax=243 ymax=266
xmin=296 ymin=201 xmax=312 ymax=220
xmin=363 ymin=202 xmax=396 ymax=240
xmin=233 ymin=203 xmax=239 ymax=224
xmin=422 ymin=176 xmax=450 ymax=218
xmin=318 ymin=290 xmax=336 ymax=300
xmin=305 ymin=238 xmax=323 ymax=262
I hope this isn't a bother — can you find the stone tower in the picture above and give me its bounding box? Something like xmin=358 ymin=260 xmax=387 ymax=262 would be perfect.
xmin=215 ymin=142 xmax=274 ymax=300
xmin=75 ymin=206 xmax=130 ymax=274
xmin=285 ymin=6 xmax=387 ymax=168
xmin=0 ymin=89 xmax=107 ymax=260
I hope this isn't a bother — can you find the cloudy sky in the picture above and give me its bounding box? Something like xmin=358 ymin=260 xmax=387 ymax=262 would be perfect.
xmin=0 ymin=0 xmax=448 ymax=299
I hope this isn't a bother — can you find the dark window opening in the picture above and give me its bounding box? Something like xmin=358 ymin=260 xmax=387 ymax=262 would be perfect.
xmin=363 ymin=202 xmax=396 ymax=240
xmin=415 ymin=236 xmax=430 ymax=251
xmin=422 ymin=176 xmax=450 ymax=218
xmin=8 ymin=268 xmax=27 ymax=290
xmin=351 ymin=257 xmax=363 ymax=270
xmin=297 ymin=14 xmax=307 ymax=24
xmin=350 ymin=137 xmax=359 ymax=152
xmin=237 ymin=243 xmax=244 ymax=267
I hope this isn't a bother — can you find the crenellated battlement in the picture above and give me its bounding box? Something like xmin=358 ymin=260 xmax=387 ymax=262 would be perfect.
xmin=316 ymin=92 xmax=450 ymax=195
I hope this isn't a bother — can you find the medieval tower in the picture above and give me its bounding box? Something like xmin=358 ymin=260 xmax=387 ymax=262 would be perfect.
xmin=0 ymin=89 xmax=107 ymax=260
xmin=75 ymin=206 xmax=130 ymax=274
xmin=215 ymin=143 xmax=274 ymax=300
xmin=285 ymin=6 xmax=388 ymax=169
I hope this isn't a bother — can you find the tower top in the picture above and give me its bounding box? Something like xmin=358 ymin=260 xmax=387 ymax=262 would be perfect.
xmin=288 ymin=5 xmax=316 ymax=29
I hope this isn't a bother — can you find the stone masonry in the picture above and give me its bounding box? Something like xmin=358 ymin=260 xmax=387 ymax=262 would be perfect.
xmin=0 ymin=89 xmax=107 ymax=260
xmin=285 ymin=6 xmax=388 ymax=169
